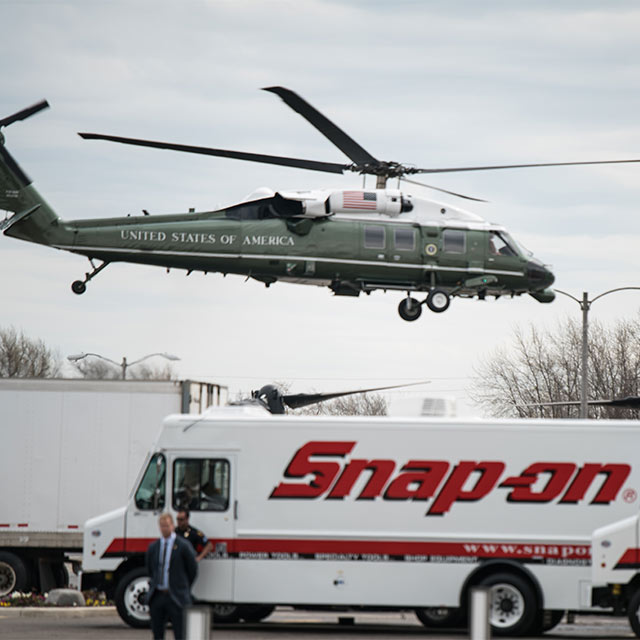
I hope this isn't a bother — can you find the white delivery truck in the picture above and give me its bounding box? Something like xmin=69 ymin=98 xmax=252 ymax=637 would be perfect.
xmin=0 ymin=377 xmax=225 ymax=597
xmin=591 ymin=514 xmax=640 ymax=636
xmin=82 ymin=408 xmax=640 ymax=636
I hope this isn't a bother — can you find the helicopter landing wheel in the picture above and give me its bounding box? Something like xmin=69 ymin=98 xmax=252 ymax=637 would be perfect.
xmin=426 ymin=288 xmax=450 ymax=313
xmin=398 ymin=297 xmax=422 ymax=321
xmin=71 ymin=280 xmax=87 ymax=295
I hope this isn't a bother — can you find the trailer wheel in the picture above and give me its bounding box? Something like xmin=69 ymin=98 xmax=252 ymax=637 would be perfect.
xmin=415 ymin=606 xmax=461 ymax=628
xmin=627 ymin=589 xmax=640 ymax=637
xmin=0 ymin=552 xmax=29 ymax=596
xmin=211 ymin=603 xmax=242 ymax=623
xmin=115 ymin=568 xmax=151 ymax=628
xmin=478 ymin=572 xmax=537 ymax=637
xmin=240 ymin=604 xmax=276 ymax=622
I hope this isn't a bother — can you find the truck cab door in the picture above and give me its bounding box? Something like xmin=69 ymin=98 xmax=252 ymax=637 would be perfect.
xmin=170 ymin=453 xmax=236 ymax=603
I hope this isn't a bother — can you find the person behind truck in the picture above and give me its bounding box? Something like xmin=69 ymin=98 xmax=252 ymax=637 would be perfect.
xmin=145 ymin=512 xmax=197 ymax=640
xmin=176 ymin=508 xmax=214 ymax=561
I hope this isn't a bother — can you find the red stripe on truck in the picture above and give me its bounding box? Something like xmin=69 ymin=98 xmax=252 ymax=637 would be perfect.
xmin=614 ymin=548 xmax=640 ymax=570
xmin=103 ymin=536 xmax=590 ymax=562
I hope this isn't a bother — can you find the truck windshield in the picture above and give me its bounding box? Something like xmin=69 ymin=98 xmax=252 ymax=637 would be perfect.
xmin=134 ymin=453 xmax=166 ymax=511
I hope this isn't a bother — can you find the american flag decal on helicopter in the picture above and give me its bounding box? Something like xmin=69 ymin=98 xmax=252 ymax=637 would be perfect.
xmin=342 ymin=191 xmax=378 ymax=209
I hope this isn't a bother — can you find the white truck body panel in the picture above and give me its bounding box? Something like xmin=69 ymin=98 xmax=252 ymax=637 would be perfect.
xmin=84 ymin=411 xmax=640 ymax=612
xmin=0 ymin=379 xmax=223 ymax=543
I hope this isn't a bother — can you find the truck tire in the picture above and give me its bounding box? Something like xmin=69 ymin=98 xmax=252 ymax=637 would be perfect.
xmin=0 ymin=552 xmax=29 ymax=596
xmin=415 ymin=606 xmax=461 ymax=628
xmin=478 ymin=572 xmax=538 ymax=637
xmin=211 ymin=603 xmax=242 ymax=623
xmin=628 ymin=589 xmax=640 ymax=637
xmin=115 ymin=567 xmax=151 ymax=628
xmin=239 ymin=604 xmax=276 ymax=622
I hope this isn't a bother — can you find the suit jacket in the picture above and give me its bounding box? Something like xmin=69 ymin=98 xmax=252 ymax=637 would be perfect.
xmin=145 ymin=534 xmax=198 ymax=607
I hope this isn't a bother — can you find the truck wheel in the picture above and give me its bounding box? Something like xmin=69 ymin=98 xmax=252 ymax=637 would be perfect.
xmin=628 ymin=589 xmax=640 ymax=637
xmin=52 ymin=562 xmax=69 ymax=588
xmin=415 ymin=606 xmax=461 ymax=628
xmin=0 ymin=552 xmax=29 ymax=596
xmin=478 ymin=572 xmax=537 ymax=637
xmin=115 ymin=568 xmax=151 ymax=628
xmin=240 ymin=604 xmax=276 ymax=622
xmin=211 ymin=603 xmax=242 ymax=623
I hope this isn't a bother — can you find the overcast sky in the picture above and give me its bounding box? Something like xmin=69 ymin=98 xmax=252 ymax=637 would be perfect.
xmin=2 ymin=0 xmax=640 ymax=415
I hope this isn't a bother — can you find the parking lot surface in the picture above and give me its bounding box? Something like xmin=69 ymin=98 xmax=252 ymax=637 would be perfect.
xmin=0 ymin=608 xmax=636 ymax=639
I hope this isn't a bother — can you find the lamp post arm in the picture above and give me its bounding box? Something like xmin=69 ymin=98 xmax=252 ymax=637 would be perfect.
xmin=591 ymin=287 xmax=640 ymax=304
xmin=127 ymin=352 xmax=180 ymax=367
xmin=70 ymin=352 xmax=122 ymax=368
xmin=554 ymin=289 xmax=583 ymax=306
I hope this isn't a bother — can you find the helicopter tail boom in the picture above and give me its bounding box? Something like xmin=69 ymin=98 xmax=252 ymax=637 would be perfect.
xmin=0 ymin=101 xmax=70 ymax=246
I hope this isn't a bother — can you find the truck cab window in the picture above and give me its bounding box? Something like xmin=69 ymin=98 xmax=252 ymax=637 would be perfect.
xmin=173 ymin=459 xmax=230 ymax=512
xmin=134 ymin=453 xmax=166 ymax=511
xmin=443 ymin=229 xmax=465 ymax=254
xmin=364 ymin=225 xmax=385 ymax=249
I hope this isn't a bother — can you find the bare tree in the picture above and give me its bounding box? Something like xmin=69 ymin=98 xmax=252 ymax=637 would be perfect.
xmin=0 ymin=326 xmax=60 ymax=378
xmin=472 ymin=316 xmax=640 ymax=419
xmin=294 ymin=392 xmax=387 ymax=416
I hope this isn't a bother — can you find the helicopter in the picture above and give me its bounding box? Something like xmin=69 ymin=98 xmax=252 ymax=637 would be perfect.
xmin=2 ymin=88 xmax=639 ymax=320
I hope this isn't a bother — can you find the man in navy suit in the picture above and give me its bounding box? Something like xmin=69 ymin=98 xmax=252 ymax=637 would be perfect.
xmin=146 ymin=512 xmax=198 ymax=639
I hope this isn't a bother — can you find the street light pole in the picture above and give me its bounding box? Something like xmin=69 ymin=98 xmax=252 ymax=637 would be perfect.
xmin=580 ymin=292 xmax=589 ymax=420
xmin=556 ymin=287 xmax=640 ymax=419
xmin=67 ymin=352 xmax=180 ymax=380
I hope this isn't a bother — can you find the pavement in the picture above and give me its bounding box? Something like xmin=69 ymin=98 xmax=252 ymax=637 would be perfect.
xmin=0 ymin=607 xmax=637 ymax=639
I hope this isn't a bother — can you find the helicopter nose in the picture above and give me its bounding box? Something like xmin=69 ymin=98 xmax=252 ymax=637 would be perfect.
xmin=526 ymin=261 xmax=555 ymax=288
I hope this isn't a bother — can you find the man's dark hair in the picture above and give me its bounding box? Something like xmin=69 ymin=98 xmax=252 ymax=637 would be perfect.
xmin=177 ymin=507 xmax=190 ymax=519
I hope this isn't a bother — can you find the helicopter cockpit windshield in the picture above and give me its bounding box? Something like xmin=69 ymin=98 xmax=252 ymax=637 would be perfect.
xmin=488 ymin=231 xmax=522 ymax=258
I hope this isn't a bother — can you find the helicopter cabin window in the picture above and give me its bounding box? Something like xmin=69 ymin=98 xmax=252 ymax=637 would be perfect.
xmin=134 ymin=453 xmax=166 ymax=511
xmin=364 ymin=225 xmax=385 ymax=249
xmin=394 ymin=227 xmax=415 ymax=251
xmin=173 ymin=458 xmax=230 ymax=512
xmin=224 ymin=202 xmax=277 ymax=220
xmin=443 ymin=229 xmax=466 ymax=254
xmin=489 ymin=231 xmax=518 ymax=257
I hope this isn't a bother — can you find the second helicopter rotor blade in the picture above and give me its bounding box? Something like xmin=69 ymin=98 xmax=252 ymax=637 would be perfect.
xmin=282 ymin=381 xmax=429 ymax=410
xmin=401 ymin=177 xmax=488 ymax=202
xmin=411 ymin=158 xmax=640 ymax=174
xmin=78 ymin=133 xmax=350 ymax=174
xmin=0 ymin=100 xmax=50 ymax=129
xmin=263 ymin=86 xmax=379 ymax=166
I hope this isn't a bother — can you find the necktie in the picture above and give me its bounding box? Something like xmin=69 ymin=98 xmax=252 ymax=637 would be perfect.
xmin=159 ymin=540 xmax=166 ymax=586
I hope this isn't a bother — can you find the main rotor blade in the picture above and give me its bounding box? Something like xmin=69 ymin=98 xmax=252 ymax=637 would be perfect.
xmin=263 ymin=86 xmax=379 ymax=165
xmin=412 ymin=158 xmax=640 ymax=174
xmin=282 ymin=381 xmax=429 ymax=410
xmin=522 ymin=396 xmax=640 ymax=408
xmin=401 ymin=177 xmax=488 ymax=202
xmin=78 ymin=133 xmax=349 ymax=174
xmin=0 ymin=100 xmax=49 ymax=129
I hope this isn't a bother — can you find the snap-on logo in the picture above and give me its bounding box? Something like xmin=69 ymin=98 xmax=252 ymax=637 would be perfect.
xmin=269 ymin=441 xmax=631 ymax=516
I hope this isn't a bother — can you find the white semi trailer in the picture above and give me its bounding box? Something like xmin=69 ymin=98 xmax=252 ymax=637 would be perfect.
xmin=82 ymin=408 xmax=640 ymax=636
xmin=0 ymin=377 xmax=225 ymax=596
